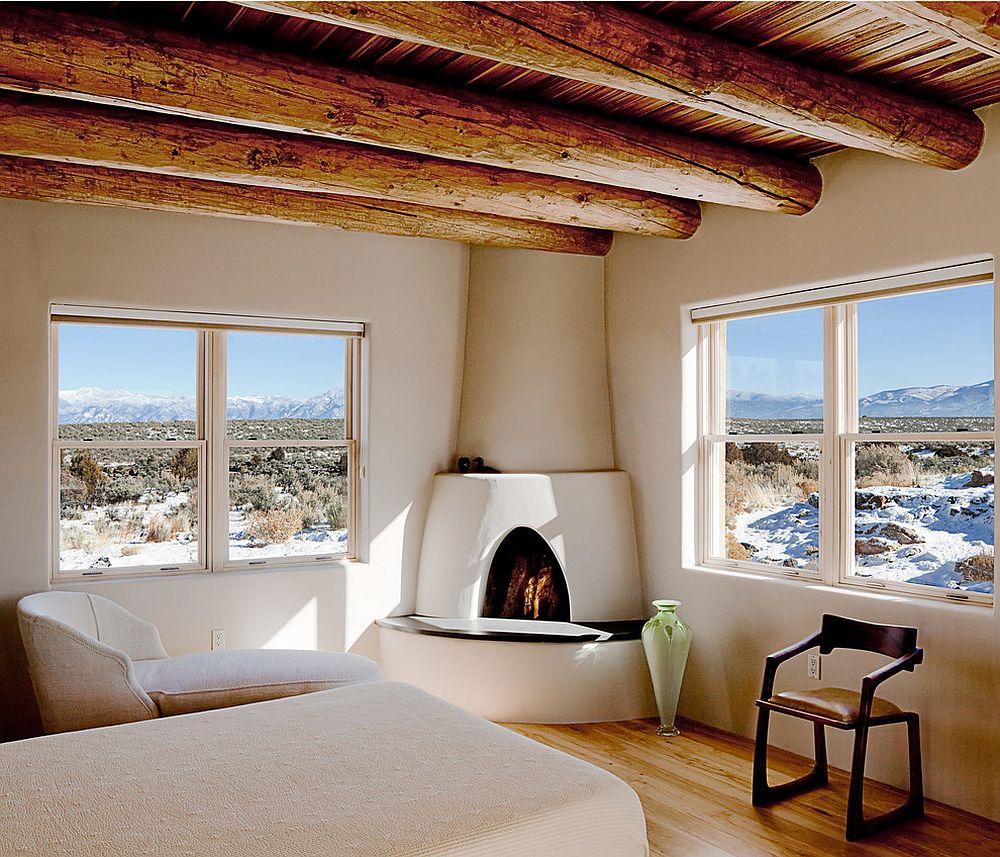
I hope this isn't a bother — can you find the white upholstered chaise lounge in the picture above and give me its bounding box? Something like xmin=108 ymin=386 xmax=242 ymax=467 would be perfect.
xmin=0 ymin=681 xmax=649 ymax=856
xmin=17 ymin=591 xmax=382 ymax=733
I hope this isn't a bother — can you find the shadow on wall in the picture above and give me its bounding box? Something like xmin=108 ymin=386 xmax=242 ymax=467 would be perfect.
xmin=0 ymin=609 xmax=43 ymax=740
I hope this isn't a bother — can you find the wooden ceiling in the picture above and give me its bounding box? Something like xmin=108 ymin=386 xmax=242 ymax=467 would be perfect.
xmin=3 ymin=2 xmax=1000 ymax=254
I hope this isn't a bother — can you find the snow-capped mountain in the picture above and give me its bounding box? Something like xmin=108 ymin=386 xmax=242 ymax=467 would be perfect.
xmin=727 ymin=380 xmax=995 ymax=419
xmin=858 ymin=380 xmax=994 ymax=417
xmin=726 ymin=390 xmax=823 ymax=419
xmin=59 ymin=387 xmax=345 ymax=423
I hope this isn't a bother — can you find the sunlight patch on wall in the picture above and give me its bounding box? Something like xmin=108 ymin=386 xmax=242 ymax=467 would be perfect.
xmin=262 ymin=596 xmax=318 ymax=650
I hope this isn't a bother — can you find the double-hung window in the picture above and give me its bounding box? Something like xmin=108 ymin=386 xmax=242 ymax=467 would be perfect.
xmin=698 ymin=261 xmax=995 ymax=605
xmin=52 ymin=306 xmax=364 ymax=580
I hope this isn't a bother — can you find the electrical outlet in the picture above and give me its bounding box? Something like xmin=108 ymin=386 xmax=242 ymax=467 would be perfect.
xmin=807 ymin=653 xmax=821 ymax=681
xmin=211 ymin=629 xmax=226 ymax=651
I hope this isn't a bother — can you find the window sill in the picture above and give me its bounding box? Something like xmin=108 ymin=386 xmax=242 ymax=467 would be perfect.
xmin=687 ymin=562 xmax=993 ymax=612
xmin=51 ymin=556 xmax=356 ymax=585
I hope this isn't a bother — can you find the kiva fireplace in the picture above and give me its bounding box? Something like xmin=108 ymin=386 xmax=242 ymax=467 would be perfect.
xmin=377 ymin=471 xmax=656 ymax=722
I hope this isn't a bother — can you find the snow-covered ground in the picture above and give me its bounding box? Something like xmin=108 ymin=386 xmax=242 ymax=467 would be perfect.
xmin=228 ymin=508 xmax=347 ymax=560
xmin=732 ymin=468 xmax=994 ymax=593
xmin=61 ymin=492 xmax=347 ymax=570
xmin=60 ymin=491 xmax=199 ymax=570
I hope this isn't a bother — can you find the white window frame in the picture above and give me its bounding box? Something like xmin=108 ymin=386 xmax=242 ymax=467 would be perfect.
xmin=50 ymin=306 xmax=365 ymax=581
xmin=698 ymin=267 xmax=996 ymax=606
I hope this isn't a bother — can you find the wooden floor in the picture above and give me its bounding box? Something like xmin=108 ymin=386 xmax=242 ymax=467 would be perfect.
xmin=507 ymin=718 xmax=1000 ymax=857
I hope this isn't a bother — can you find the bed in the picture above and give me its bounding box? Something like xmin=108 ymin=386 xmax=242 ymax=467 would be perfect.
xmin=0 ymin=680 xmax=649 ymax=856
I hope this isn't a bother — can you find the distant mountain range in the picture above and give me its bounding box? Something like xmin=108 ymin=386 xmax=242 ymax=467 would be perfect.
xmin=728 ymin=380 xmax=995 ymax=419
xmin=58 ymin=387 xmax=345 ymax=423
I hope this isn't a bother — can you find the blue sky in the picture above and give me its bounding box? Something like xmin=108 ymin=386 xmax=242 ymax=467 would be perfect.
xmin=59 ymin=325 xmax=345 ymax=398
xmin=727 ymin=284 xmax=994 ymax=397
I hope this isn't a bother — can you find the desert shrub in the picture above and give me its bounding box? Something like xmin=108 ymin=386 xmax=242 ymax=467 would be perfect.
xmin=246 ymin=508 xmax=303 ymax=544
xmin=798 ymin=478 xmax=820 ymax=497
xmin=92 ymin=476 xmax=148 ymax=506
xmin=61 ymin=527 xmax=103 ymax=552
xmin=934 ymin=443 xmax=965 ymax=458
xmin=726 ymin=532 xmax=753 ymax=561
xmin=856 ymin=444 xmax=920 ymax=488
xmin=145 ymin=515 xmax=172 ymax=543
xmin=725 ymin=460 xmax=812 ymax=525
xmin=120 ymin=545 xmax=143 ymax=557
xmin=170 ymin=448 xmax=199 ymax=480
xmin=740 ymin=443 xmax=794 ymax=467
xmin=231 ymin=475 xmax=277 ymax=512
xmin=323 ymin=494 xmax=349 ymax=530
xmin=168 ymin=509 xmax=194 ymax=537
xmin=269 ymin=447 xmax=286 ymax=462
xmin=68 ymin=450 xmax=106 ymax=501
xmin=956 ymin=551 xmax=994 ymax=583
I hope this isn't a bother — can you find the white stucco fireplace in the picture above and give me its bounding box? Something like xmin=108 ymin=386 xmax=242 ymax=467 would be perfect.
xmin=377 ymin=471 xmax=656 ymax=722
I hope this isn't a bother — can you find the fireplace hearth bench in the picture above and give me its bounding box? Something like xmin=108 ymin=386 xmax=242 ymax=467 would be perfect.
xmin=0 ymin=681 xmax=649 ymax=856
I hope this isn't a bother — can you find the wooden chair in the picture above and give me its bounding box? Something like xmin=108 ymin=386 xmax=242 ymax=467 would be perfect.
xmin=752 ymin=614 xmax=924 ymax=841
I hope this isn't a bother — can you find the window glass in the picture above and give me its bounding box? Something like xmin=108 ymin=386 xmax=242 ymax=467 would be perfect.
xmin=59 ymin=447 xmax=199 ymax=571
xmin=228 ymin=446 xmax=349 ymax=561
xmin=725 ymin=309 xmax=823 ymax=434
xmin=226 ymin=332 xmax=346 ymax=440
xmin=850 ymin=441 xmax=993 ymax=594
xmin=58 ymin=324 xmax=197 ymax=440
xmin=723 ymin=441 xmax=820 ymax=571
xmin=857 ymin=285 xmax=994 ymax=432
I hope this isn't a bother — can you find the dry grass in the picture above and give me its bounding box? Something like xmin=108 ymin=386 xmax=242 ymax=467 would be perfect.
xmin=145 ymin=515 xmax=172 ymax=543
xmin=60 ymin=526 xmax=106 ymax=553
xmin=726 ymin=461 xmax=807 ymax=518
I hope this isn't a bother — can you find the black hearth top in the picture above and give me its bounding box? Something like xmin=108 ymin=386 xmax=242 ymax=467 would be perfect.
xmin=376 ymin=615 xmax=645 ymax=643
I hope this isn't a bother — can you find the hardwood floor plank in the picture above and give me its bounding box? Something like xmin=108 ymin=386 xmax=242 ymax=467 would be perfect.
xmin=505 ymin=718 xmax=1000 ymax=857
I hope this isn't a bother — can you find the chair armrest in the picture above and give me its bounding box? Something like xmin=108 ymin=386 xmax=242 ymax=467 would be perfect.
xmin=859 ymin=648 xmax=923 ymax=718
xmin=760 ymin=631 xmax=824 ymax=700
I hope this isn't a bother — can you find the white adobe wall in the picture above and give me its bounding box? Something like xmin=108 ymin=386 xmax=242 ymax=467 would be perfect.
xmin=605 ymin=104 xmax=1000 ymax=821
xmin=0 ymin=198 xmax=468 ymax=740
xmin=456 ymin=246 xmax=614 ymax=472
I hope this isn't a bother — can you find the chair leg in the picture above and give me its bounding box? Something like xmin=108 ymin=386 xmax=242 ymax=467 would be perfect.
xmin=845 ymin=715 xmax=925 ymax=841
xmin=752 ymin=708 xmax=829 ymax=807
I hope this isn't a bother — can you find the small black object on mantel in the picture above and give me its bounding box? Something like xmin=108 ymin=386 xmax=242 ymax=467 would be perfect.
xmin=456 ymin=456 xmax=501 ymax=474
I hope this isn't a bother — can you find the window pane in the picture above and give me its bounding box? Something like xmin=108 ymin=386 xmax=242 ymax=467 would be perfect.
xmin=858 ymin=284 xmax=994 ymax=432
xmin=851 ymin=441 xmax=993 ymax=594
xmin=723 ymin=441 xmax=820 ymax=571
xmin=58 ymin=324 xmax=197 ymax=441
xmin=59 ymin=447 xmax=200 ymax=571
xmin=725 ymin=309 xmax=823 ymax=434
xmin=228 ymin=446 xmax=349 ymax=561
xmin=226 ymin=332 xmax=346 ymax=440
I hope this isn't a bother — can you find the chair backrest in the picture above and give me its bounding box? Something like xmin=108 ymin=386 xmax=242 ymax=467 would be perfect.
xmin=17 ymin=592 xmax=167 ymax=733
xmin=819 ymin=614 xmax=917 ymax=659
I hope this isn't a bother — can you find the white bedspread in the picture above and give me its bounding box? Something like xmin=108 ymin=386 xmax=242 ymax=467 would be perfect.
xmin=0 ymin=681 xmax=648 ymax=857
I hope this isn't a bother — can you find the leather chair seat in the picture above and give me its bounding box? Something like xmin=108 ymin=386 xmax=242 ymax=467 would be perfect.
xmin=133 ymin=648 xmax=382 ymax=716
xmin=768 ymin=687 xmax=902 ymax=723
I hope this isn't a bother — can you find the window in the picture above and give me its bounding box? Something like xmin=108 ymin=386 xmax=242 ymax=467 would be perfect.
xmin=52 ymin=307 xmax=364 ymax=579
xmin=699 ymin=263 xmax=994 ymax=604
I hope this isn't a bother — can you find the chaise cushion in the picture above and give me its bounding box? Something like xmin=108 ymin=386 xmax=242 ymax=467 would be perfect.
xmin=133 ymin=649 xmax=382 ymax=716
xmin=768 ymin=687 xmax=902 ymax=723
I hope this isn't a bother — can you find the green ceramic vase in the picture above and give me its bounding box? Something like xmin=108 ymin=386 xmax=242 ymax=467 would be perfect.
xmin=641 ymin=599 xmax=692 ymax=737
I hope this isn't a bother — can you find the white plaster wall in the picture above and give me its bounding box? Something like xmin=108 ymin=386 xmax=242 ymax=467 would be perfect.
xmin=0 ymin=198 xmax=468 ymax=740
xmin=605 ymin=104 xmax=1000 ymax=821
xmin=457 ymin=246 xmax=613 ymax=472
